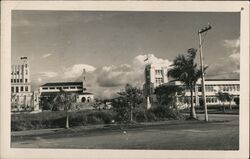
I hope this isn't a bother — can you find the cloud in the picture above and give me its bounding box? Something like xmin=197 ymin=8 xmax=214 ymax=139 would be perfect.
xmin=223 ymin=38 xmax=240 ymax=49
xmin=35 ymin=71 xmax=58 ymax=83
xmin=39 ymin=71 xmax=58 ymax=78
xmin=206 ymin=37 xmax=240 ymax=79
xmin=63 ymin=64 xmax=96 ymax=79
xmin=133 ymin=54 xmax=171 ymax=68
xmin=96 ymin=54 xmax=171 ymax=89
xmin=42 ymin=53 xmax=52 ymax=58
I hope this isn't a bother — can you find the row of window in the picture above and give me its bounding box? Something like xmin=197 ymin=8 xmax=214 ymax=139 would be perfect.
xmin=155 ymin=77 xmax=163 ymax=84
xmin=11 ymin=70 xmax=28 ymax=75
xmin=11 ymin=86 xmax=29 ymax=93
xmin=11 ymin=79 xmax=28 ymax=83
xmin=181 ymin=96 xmax=219 ymax=104
xmin=155 ymin=70 xmax=163 ymax=75
xmin=42 ymin=86 xmax=83 ymax=90
xmin=203 ymin=85 xmax=240 ymax=92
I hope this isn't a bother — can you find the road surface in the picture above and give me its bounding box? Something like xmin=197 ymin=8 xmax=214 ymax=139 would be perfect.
xmin=11 ymin=114 xmax=239 ymax=150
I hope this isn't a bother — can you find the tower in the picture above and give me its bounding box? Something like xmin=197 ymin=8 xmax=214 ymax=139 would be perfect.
xmin=82 ymin=68 xmax=87 ymax=92
xmin=21 ymin=56 xmax=30 ymax=83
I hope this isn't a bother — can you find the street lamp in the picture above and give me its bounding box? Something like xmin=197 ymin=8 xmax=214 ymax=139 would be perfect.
xmin=198 ymin=24 xmax=212 ymax=122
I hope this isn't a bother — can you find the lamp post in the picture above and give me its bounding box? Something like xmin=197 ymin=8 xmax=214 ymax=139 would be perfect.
xmin=198 ymin=25 xmax=211 ymax=122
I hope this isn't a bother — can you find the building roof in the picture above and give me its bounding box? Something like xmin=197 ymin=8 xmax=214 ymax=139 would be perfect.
xmin=40 ymin=91 xmax=82 ymax=97
xmin=205 ymin=79 xmax=240 ymax=81
xmin=79 ymin=92 xmax=93 ymax=95
xmin=41 ymin=82 xmax=83 ymax=87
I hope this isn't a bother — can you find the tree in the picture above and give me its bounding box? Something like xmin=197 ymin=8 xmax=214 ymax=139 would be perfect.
xmin=112 ymin=84 xmax=144 ymax=122
xmin=167 ymin=48 xmax=205 ymax=119
xmin=53 ymin=89 xmax=76 ymax=129
xmin=155 ymin=85 xmax=184 ymax=109
xmin=216 ymin=91 xmax=230 ymax=112
xmin=234 ymin=97 xmax=239 ymax=106
xmin=228 ymin=94 xmax=234 ymax=110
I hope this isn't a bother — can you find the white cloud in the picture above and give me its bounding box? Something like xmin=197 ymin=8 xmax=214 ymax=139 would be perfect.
xmin=223 ymin=37 xmax=240 ymax=49
xmin=39 ymin=71 xmax=58 ymax=78
xmin=133 ymin=54 xmax=172 ymax=68
xmin=42 ymin=53 xmax=52 ymax=58
xmin=206 ymin=37 xmax=240 ymax=79
xmin=63 ymin=64 xmax=96 ymax=79
xmin=96 ymin=54 xmax=170 ymax=89
xmin=36 ymin=71 xmax=58 ymax=83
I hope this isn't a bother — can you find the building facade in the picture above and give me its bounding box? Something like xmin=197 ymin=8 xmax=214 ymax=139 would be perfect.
xmin=11 ymin=57 xmax=39 ymax=111
xmin=162 ymin=79 xmax=240 ymax=108
xmin=143 ymin=63 xmax=168 ymax=97
xmin=39 ymin=69 xmax=94 ymax=109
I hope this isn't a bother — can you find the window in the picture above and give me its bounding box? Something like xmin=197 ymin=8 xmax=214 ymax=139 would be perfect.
xmin=21 ymin=86 xmax=23 ymax=92
xmin=63 ymin=87 xmax=68 ymax=89
xmin=17 ymin=79 xmax=19 ymax=83
xmin=49 ymin=87 xmax=55 ymax=89
xmin=70 ymin=86 xmax=76 ymax=89
xmin=25 ymin=79 xmax=28 ymax=83
xmin=25 ymin=86 xmax=28 ymax=91
xmin=11 ymin=87 xmax=14 ymax=93
xmin=26 ymin=70 xmax=28 ymax=75
xmin=11 ymin=79 xmax=13 ymax=83
xmin=82 ymin=97 xmax=86 ymax=103
xmin=20 ymin=79 xmax=23 ymax=83
xmin=211 ymin=98 xmax=215 ymax=103
xmin=42 ymin=87 xmax=48 ymax=90
xmin=14 ymin=79 xmax=16 ymax=83
xmin=16 ymin=87 xmax=19 ymax=93
xmin=77 ymin=86 xmax=82 ymax=89
xmin=87 ymin=97 xmax=91 ymax=103
xmin=237 ymin=86 xmax=240 ymax=91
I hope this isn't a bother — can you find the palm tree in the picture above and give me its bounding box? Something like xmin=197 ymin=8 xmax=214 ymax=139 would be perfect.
xmin=167 ymin=48 xmax=204 ymax=119
xmin=53 ymin=89 xmax=76 ymax=129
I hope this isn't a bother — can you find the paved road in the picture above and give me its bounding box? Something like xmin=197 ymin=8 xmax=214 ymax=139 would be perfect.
xmin=11 ymin=114 xmax=239 ymax=150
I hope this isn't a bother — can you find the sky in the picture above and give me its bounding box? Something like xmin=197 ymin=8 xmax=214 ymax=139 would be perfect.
xmin=11 ymin=11 xmax=240 ymax=98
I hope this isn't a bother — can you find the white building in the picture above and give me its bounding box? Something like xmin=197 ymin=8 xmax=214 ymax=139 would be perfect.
xmin=11 ymin=57 xmax=39 ymax=111
xmin=162 ymin=79 xmax=240 ymax=108
xmin=143 ymin=63 xmax=168 ymax=97
xmin=39 ymin=69 xmax=94 ymax=109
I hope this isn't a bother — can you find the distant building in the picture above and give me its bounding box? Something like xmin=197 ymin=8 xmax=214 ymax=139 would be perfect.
xmin=143 ymin=63 xmax=169 ymax=105
xmin=160 ymin=79 xmax=240 ymax=108
xmin=143 ymin=63 xmax=169 ymax=97
xmin=39 ymin=69 xmax=94 ymax=109
xmin=11 ymin=57 xmax=39 ymax=111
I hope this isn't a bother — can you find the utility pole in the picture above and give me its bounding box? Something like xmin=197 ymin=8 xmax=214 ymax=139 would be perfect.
xmin=198 ymin=25 xmax=212 ymax=122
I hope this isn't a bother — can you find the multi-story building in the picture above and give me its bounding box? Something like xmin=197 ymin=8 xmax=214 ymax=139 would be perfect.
xmin=11 ymin=57 xmax=39 ymax=111
xmin=161 ymin=79 xmax=240 ymax=108
xmin=142 ymin=63 xmax=240 ymax=108
xmin=143 ymin=63 xmax=168 ymax=97
xmin=39 ymin=69 xmax=94 ymax=109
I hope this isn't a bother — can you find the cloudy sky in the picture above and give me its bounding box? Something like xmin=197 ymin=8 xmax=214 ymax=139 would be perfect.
xmin=12 ymin=11 xmax=240 ymax=98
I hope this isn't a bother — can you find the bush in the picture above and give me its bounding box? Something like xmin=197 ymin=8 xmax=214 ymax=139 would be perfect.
xmin=150 ymin=105 xmax=185 ymax=120
xmin=11 ymin=110 xmax=116 ymax=131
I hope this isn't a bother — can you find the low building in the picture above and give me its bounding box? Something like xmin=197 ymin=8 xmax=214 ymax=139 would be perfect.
xmin=39 ymin=69 xmax=94 ymax=109
xmin=160 ymin=79 xmax=240 ymax=109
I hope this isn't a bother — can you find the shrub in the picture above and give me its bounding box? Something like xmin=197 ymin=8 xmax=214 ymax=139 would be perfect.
xmin=11 ymin=110 xmax=116 ymax=131
xmin=151 ymin=105 xmax=184 ymax=120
